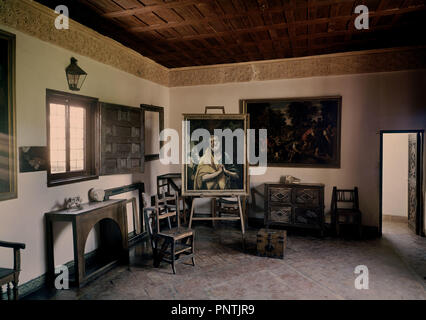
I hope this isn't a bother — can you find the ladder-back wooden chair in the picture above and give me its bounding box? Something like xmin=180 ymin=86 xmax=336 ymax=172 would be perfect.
xmin=331 ymin=187 xmax=362 ymax=238
xmin=156 ymin=181 xmax=188 ymax=226
xmin=144 ymin=193 xmax=195 ymax=274
xmin=212 ymin=197 xmax=248 ymax=227
xmin=0 ymin=241 xmax=26 ymax=300
xmin=212 ymin=198 xmax=237 ymax=227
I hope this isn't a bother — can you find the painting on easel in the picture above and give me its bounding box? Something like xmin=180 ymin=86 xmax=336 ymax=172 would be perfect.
xmin=182 ymin=113 xmax=249 ymax=197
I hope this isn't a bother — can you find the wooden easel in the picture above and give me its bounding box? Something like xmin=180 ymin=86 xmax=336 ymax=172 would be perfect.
xmin=188 ymin=195 xmax=246 ymax=249
xmin=186 ymin=106 xmax=247 ymax=249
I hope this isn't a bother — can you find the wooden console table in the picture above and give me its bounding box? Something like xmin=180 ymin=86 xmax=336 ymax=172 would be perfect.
xmin=45 ymin=199 xmax=129 ymax=288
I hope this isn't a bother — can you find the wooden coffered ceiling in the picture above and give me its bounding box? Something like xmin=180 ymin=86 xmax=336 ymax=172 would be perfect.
xmin=35 ymin=0 xmax=426 ymax=68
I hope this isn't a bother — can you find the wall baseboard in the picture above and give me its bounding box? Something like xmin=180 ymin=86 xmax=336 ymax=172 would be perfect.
xmin=1 ymin=232 xmax=147 ymax=300
xmin=1 ymin=249 xmax=99 ymax=300
xmin=383 ymin=215 xmax=408 ymax=223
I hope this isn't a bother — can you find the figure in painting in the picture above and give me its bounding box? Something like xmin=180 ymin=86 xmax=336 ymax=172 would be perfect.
xmin=193 ymin=135 xmax=240 ymax=190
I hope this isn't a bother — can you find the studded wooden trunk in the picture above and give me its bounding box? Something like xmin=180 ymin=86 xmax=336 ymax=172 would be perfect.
xmin=256 ymin=228 xmax=286 ymax=259
xmin=264 ymin=183 xmax=325 ymax=236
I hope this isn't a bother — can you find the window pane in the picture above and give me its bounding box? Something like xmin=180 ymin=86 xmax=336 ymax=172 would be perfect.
xmin=70 ymin=106 xmax=85 ymax=171
xmin=50 ymin=103 xmax=66 ymax=173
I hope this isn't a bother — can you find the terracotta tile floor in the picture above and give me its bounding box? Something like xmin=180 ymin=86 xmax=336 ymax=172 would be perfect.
xmin=26 ymin=221 xmax=425 ymax=300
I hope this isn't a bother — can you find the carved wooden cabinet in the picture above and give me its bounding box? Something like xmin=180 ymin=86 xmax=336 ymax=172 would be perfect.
xmin=264 ymin=183 xmax=325 ymax=236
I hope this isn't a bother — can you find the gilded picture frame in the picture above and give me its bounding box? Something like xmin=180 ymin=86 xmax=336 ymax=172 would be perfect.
xmin=182 ymin=113 xmax=249 ymax=197
xmin=0 ymin=30 xmax=17 ymax=201
xmin=240 ymin=96 xmax=341 ymax=168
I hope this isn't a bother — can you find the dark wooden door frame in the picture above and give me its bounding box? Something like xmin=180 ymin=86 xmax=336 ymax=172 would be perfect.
xmin=379 ymin=130 xmax=424 ymax=237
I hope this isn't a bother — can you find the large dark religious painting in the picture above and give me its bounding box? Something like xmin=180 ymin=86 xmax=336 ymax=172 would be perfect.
xmin=182 ymin=114 xmax=249 ymax=196
xmin=241 ymin=97 xmax=341 ymax=168
xmin=0 ymin=30 xmax=16 ymax=201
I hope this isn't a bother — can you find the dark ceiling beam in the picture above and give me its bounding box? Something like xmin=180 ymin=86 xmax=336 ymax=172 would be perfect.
xmin=344 ymin=0 xmax=360 ymax=42
xmin=283 ymin=0 xmax=296 ymax=57
xmin=102 ymin=0 xmax=212 ymax=18
xmin=157 ymin=5 xmax=426 ymax=42
xmin=307 ymin=0 xmax=317 ymax=55
xmin=148 ymin=22 xmax=417 ymax=60
xmin=158 ymin=37 xmax=400 ymax=67
xmin=371 ymin=0 xmax=391 ymax=27
xmin=128 ymin=3 xmax=330 ymax=33
xmin=391 ymin=0 xmax=413 ymax=24
xmin=102 ymin=0 xmax=358 ymax=19
xmin=128 ymin=5 xmax=267 ymax=33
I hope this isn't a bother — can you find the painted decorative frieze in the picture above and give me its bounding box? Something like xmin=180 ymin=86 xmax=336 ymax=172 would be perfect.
xmin=169 ymin=47 xmax=426 ymax=87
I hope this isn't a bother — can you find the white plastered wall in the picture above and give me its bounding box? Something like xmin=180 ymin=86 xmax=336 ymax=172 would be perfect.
xmin=0 ymin=25 xmax=170 ymax=284
xmin=382 ymin=133 xmax=409 ymax=218
xmin=168 ymin=70 xmax=426 ymax=229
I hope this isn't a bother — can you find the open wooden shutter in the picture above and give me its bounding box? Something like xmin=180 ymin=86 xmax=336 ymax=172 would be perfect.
xmin=100 ymin=102 xmax=144 ymax=175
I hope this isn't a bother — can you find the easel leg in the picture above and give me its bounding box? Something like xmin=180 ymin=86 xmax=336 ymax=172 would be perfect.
xmin=191 ymin=234 xmax=195 ymax=266
xmin=237 ymin=196 xmax=245 ymax=251
xmin=211 ymin=198 xmax=216 ymax=228
xmin=171 ymin=241 xmax=176 ymax=274
xmin=188 ymin=198 xmax=196 ymax=229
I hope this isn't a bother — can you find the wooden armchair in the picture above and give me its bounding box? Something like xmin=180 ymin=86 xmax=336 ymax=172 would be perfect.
xmin=331 ymin=187 xmax=362 ymax=238
xmin=0 ymin=241 xmax=26 ymax=300
xmin=144 ymin=193 xmax=195 ymax=274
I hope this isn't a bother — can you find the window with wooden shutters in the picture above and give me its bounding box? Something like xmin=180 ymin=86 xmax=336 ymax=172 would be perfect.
xmin=46 ymin=89 xmax=99 ymax=187
xmin=100 ymin=103 xmax=144 ymax=175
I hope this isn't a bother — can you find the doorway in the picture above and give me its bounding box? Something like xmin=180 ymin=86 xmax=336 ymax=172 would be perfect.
xmin=379 ymin=130 xmax=424 ymax=236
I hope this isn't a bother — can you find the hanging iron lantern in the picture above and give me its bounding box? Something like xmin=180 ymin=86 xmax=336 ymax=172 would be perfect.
xmin=65 ymin=57 xmax=87 ymax=91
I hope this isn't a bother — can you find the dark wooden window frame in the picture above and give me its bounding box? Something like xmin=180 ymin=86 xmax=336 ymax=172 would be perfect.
xmin=46 ymin=89 xmax=100 ymax=187
xmin=140 ymin=104 xmax=164 ymax=162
